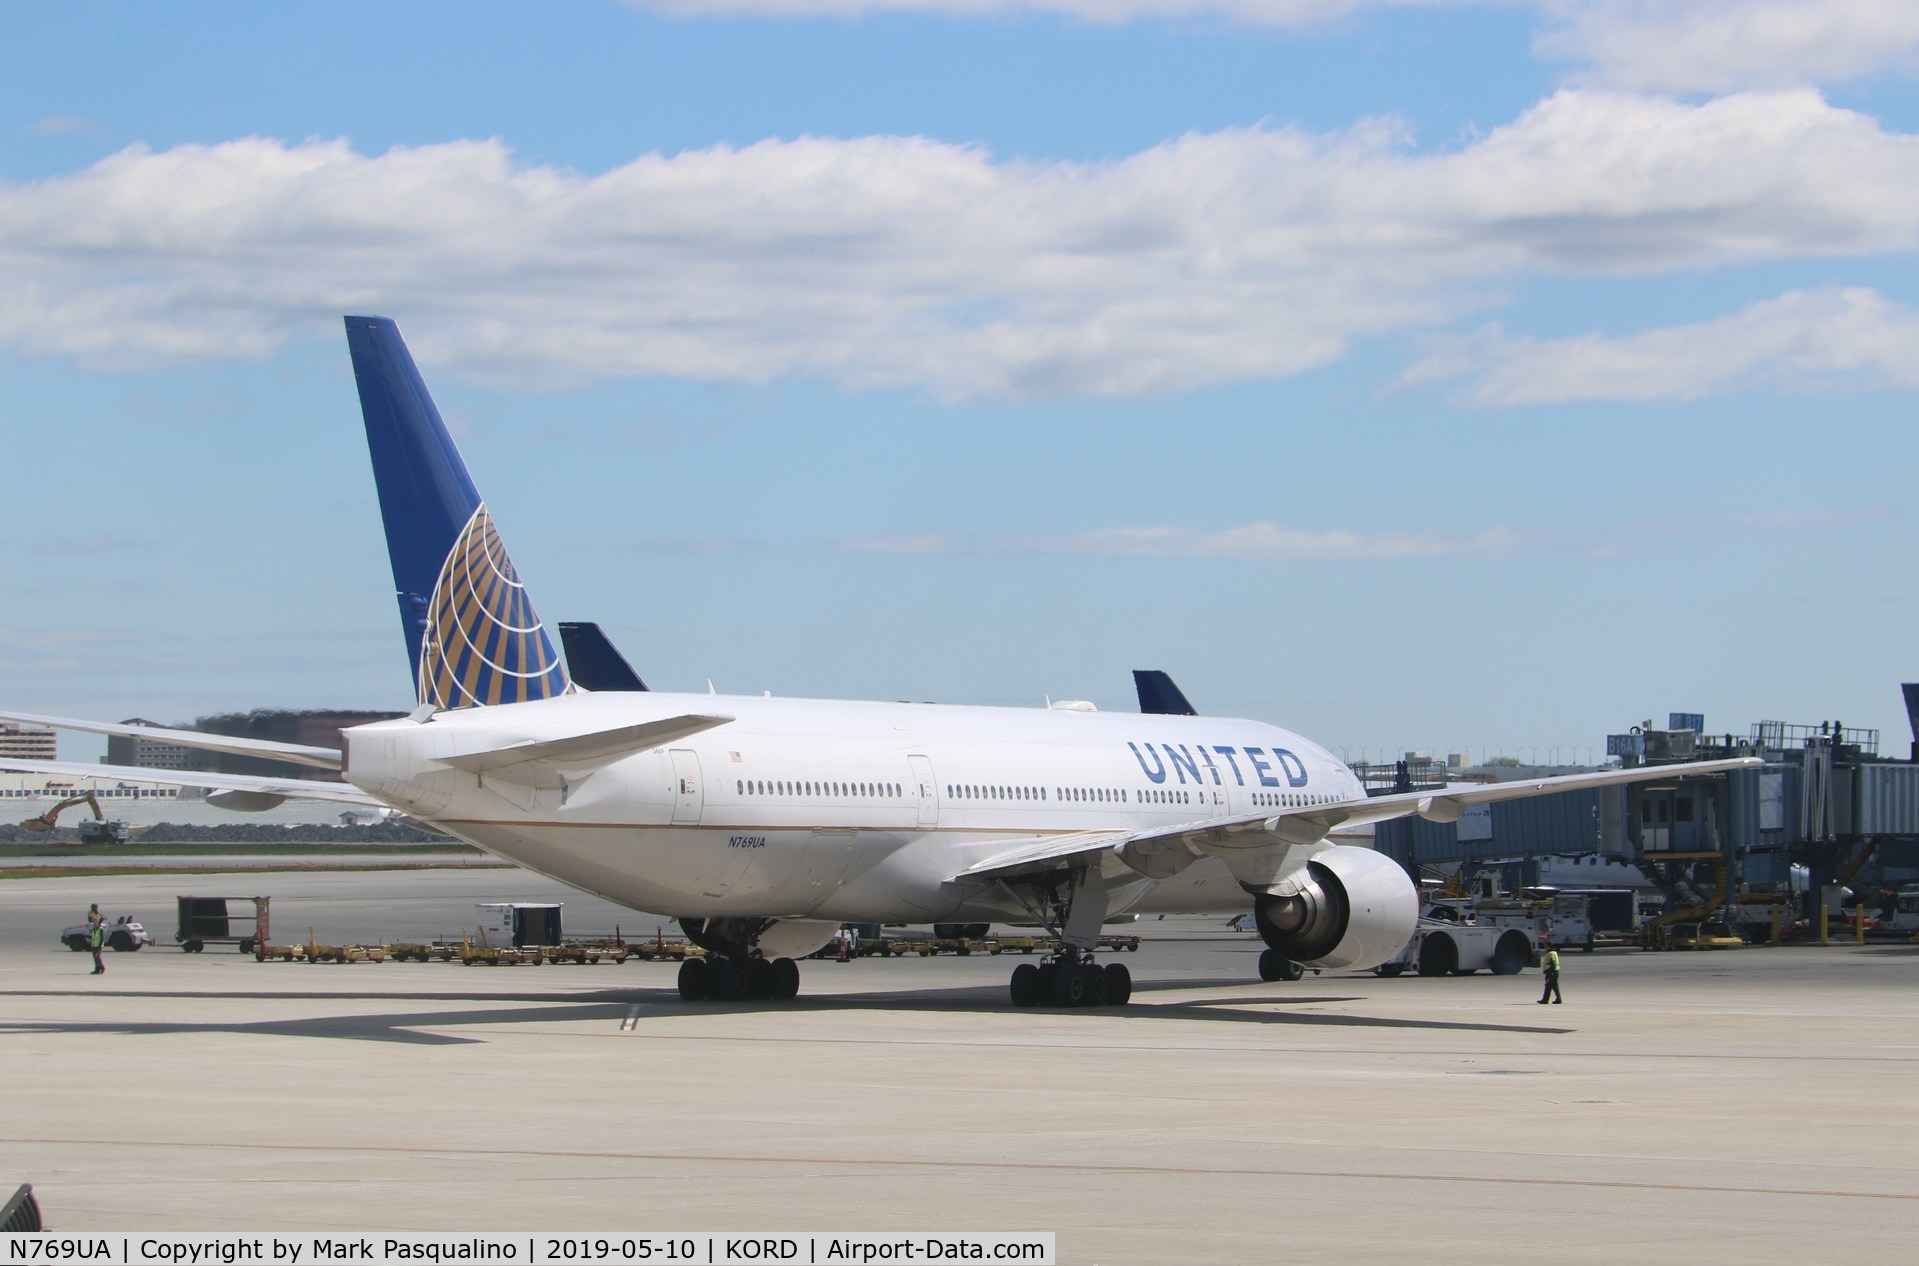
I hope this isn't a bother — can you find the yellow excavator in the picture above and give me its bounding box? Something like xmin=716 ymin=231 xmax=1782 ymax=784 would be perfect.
xmin=18 ymin=792 xmax=126 ymax=844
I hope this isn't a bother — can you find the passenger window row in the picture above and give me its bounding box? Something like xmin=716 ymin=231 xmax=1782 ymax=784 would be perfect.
xmin=738 ymin=780 xmax=901 ymax=798
xmin=949 ymin=784 xmax=1046 ymax=801
xmin=1253 ymin=792 xmax=1340 ymax=807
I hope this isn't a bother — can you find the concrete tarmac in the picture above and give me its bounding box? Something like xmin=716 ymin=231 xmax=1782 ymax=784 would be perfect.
xmin=4 ymin=869 xmax=1917 ymax=1264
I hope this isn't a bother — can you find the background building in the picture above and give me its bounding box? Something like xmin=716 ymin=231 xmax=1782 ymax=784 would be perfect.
xmin=0 ymin=723 xmax=55 ymax=762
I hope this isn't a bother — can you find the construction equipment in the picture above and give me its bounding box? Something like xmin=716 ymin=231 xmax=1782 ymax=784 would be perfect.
xmin=18 ymin=790 xmax=125 ymax=842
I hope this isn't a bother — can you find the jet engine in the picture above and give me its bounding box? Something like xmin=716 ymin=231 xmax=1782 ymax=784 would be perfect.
xmin=752 ymin=919 xmax=840 ymax=961
xmin=1252 ymin=845 xmax=1417 ymax=970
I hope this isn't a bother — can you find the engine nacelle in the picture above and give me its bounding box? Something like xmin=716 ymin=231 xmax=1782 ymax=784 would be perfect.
xmin=753 ymin=919 xmax=840 ymax=961
xmin=1252 ymin=846 xmax=1418 ymax=970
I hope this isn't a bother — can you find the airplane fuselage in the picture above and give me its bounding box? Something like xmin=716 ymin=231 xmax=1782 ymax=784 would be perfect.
xmin=344 ymin=693 xmax=1368 ymax=925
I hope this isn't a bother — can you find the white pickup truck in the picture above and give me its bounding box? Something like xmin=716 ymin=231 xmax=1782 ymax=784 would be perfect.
xmin=1374 ymin=903 xmax=1536 ymax=977
xmin=61 ymin=915 xmax=151 ymax=953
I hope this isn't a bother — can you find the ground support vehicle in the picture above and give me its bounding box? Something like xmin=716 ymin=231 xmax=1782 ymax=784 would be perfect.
xmin=1881 ymin=886 xmax=1919 ymax=937
xmin=176 ymin=895 xmax=270 ymax=954
xmin=1644 ymin=919 xmax=1744 ymax=950
xmin=1375 ymin=906 xmax=1535 ymax=977
xmin=61 ymin=915 xmax=149 ymax=952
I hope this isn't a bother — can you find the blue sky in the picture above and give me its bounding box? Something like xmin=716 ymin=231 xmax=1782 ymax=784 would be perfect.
xmin=4 ymin=0 xmax=1919 ymax=764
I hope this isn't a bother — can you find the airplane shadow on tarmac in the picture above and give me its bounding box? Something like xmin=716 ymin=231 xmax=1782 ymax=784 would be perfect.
xmin=0 ymin=978 xmax=1573 ymax=1045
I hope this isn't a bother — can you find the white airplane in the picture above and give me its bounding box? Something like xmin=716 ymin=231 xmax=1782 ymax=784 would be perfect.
xmin=0 ymin=317 xmax=1760 ymax=1007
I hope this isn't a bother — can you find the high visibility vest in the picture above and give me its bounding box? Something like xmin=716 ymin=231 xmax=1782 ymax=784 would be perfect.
xmin=1544 ymin=949 xmax=1560 ymax=972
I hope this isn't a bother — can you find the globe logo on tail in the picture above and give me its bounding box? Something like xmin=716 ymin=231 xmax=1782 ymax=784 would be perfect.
xmin=417 ymin=505 xmax=569 ymax=708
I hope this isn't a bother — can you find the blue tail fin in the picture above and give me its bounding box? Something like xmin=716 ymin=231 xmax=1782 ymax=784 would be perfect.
xmin=558 ymin=622 xmax=649 ymax=692
xmin=1134 ymin=670 xmax=1197 ymax=716
xmin=345 ymin=316 xmax=570 ymax=709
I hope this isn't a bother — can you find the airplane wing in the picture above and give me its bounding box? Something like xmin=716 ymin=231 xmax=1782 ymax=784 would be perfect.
xmin=954 ymin=756 xmax=1765 ymax=887
xmin=0 ymin=710 xmax=343 ymax=772
xmin=0 ymin=758 xmax=386 ymax=810
xmin=949 ymin=830 xmax=1135 ymax=881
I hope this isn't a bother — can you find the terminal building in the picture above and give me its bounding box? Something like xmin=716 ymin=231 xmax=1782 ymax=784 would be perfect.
xmin=1368 ymin=691 xmax=1919 ymax=937
xmin=0 ymin=723 xmax=56 ymax=762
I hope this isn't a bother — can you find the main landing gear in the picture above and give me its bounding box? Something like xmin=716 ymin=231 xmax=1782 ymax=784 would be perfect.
xmin=1002 ymin=864 xmax=1131 ymax=1008
xmin=673 ymin=916 xmax=805 ymax=1003
xmin=676 ymin=954 xmax=800 ymax=1002
xmin=1009 ymin=952 xmax=1131 ymax=1008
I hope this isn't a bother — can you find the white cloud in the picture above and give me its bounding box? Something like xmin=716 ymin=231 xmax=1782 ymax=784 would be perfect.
xmin=636 ymin=1 xmax=1919 ymax=93
xmin=843 ymin=506 xmax=1882 ymax=562
xmin=32 ymin=532 xmax=142 ymax=557
xmin=1403 ymin=287 xmax=1919 ymax=405
xmin=2 ymin=90 xmax=1917 ymax=399
xmin=633 ymin=1 xmax=1401 ymax=23
xmin=28 ymin=115 xmax=100 ymax=139
xmin=846 ymin=522 xmax=1528 ymax=559
xmin=1536 ymin=1 xmax=1919 ymax=94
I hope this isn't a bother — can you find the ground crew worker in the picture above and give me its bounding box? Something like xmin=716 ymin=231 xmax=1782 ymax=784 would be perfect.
xmin=88 ymin=908 xmax=106 ymax=976
xmin=1537 ymin=937 xmax=1561 ymax=1004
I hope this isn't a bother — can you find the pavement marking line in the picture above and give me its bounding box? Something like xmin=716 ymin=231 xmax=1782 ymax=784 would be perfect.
xmin=620 ymin=1005 xmax=643 ymax=1031
xmin=5 ymin=1137 xmax=1914 ymax=1204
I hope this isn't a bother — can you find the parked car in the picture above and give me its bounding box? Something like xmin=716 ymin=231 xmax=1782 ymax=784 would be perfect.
xmin=61 ymin=915 xmax=150 ymax=952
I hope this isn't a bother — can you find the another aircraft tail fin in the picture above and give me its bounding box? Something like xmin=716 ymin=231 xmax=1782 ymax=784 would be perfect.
xmin=344 ymin=316 xmax=570 ymax=710
xmin=1134 ymin=670 xmax=1197 ymax=716
xmin=558 ymin=622 xmax=649 ymax=692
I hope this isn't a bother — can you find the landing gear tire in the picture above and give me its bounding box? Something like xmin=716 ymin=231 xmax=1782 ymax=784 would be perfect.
xmin=1052 ymin=962 xmax=1087 ymax=1007
xmin=718 ymin=958 xmax=754 ymax=1001
xmin=1010 ymin=962 xmax=1040 ymax=1007
xmin=1259 ymin=948 xmax=1305 ymax=982
xmin=677 ymin=956 xmax=710 ymax=1001
xmin=1082 ymin=963 xmax=1108 ymax=1006
xmin=769 ymin=957 xmax=801 ymax=1001
xmin=1014 ymin=956 xmax=1128 ymax=1007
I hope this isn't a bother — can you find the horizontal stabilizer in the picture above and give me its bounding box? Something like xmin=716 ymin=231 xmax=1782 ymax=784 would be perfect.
xmin=0 ymin=711 xmax=342 ymax=771
xmin=0 ymin=758 xmax=383 ymax=810
xmin=435 ymin=713 xmax=734 ymax=778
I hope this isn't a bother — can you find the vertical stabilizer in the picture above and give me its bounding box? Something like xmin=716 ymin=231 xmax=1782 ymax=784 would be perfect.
xmin=1134 ymin=670 xmax=1198 ymax=716
xmin=559 ymin=622 xmax=650 ymax=692
xmin=345 ymin=316 xmax=569 ymax=709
